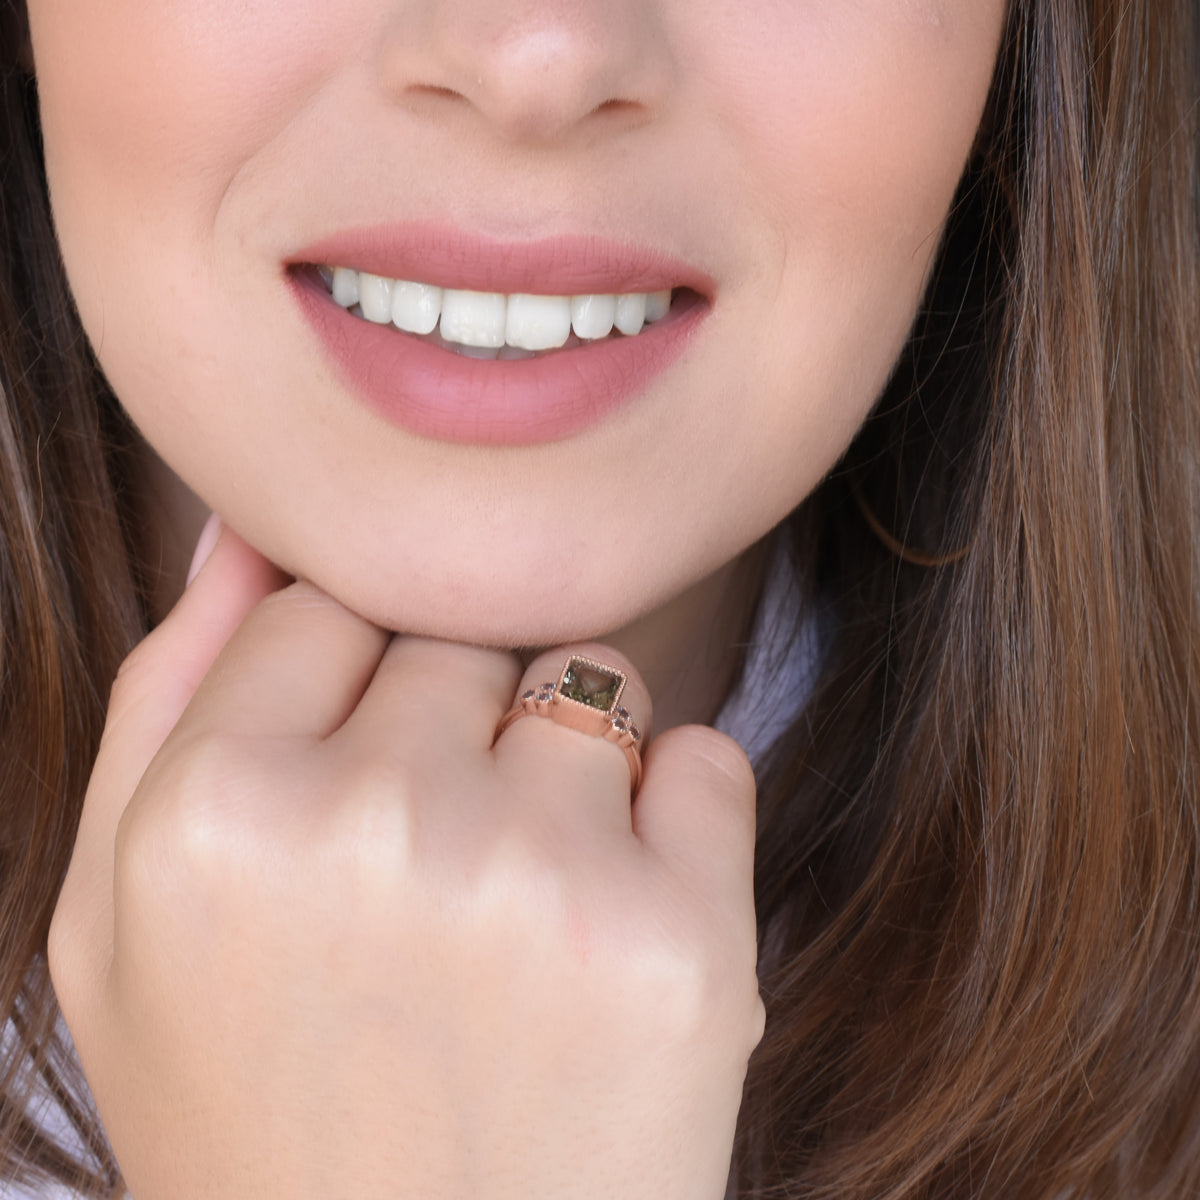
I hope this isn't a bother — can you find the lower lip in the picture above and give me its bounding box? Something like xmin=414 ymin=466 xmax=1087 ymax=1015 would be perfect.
xmin=288 ymin=271 xmax=708 ymax=445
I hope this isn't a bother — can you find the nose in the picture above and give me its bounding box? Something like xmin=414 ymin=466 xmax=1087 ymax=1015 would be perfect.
xmin=378 ymin=0 xmax=674 ymax=144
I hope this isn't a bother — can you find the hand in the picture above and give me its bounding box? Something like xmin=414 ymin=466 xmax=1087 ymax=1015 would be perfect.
xmin=49 ymin=523 xmax=765 ymax=1200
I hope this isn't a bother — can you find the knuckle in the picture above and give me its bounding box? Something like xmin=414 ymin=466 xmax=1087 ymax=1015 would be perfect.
xmin=632 ymin=909 xmax=761 ymax=1049
xmin=325 ymin=760 xmax=418 ymax=903
xmin=476 ymin=831 xmax=570 ymax=925
xmin=643 ymin=941 xmax=714 ymax=1036
xmin=441 ymin=829 xmax=576 ymax=967
xmin=114 ymin=735 xmax=260 ymax=900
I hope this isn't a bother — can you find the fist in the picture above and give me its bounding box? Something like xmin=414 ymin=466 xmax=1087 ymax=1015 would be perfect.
xmin=49 ymin=522 xmax=764 ymax=1200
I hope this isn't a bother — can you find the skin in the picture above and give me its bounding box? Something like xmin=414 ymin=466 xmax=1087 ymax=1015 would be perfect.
xmin=30 ymin=0 xmax=1004 ymax=679
xmin=31 ymin=0 xmax=1008 ymax=1196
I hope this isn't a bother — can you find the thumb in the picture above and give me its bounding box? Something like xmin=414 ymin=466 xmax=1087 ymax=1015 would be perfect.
xmin=632 ymin=724 xmax=757 ymax=902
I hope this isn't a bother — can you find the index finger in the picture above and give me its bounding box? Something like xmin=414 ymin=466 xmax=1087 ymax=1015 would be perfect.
xmin=50 ymin=523 xmax=287 ymax=990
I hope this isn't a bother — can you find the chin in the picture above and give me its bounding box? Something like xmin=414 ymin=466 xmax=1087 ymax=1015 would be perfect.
xmin=302 ymin=565 xmax=645 ymax=653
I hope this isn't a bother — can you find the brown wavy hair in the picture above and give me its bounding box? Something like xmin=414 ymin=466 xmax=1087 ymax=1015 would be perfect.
xmin=1 ymin=0 xmax=1198 ymax=1195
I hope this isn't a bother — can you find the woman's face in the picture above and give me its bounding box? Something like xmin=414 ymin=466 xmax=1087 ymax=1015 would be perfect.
xmin=28 ymin=0 xmax=1006 ymax=646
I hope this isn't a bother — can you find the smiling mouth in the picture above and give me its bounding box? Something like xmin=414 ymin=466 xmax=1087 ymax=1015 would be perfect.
xmin=305 ymin=263 xmax=686 ymax=361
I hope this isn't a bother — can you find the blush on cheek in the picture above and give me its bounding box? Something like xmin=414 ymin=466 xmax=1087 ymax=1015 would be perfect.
xmin=32 ymin=0 xmax=356 ymax=215
xmin=676 ymin=0 xmax=1004 ymax=242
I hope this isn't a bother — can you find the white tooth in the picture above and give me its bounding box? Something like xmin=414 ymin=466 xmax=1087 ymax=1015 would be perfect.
xmin=331 ymin=267 xmax=360 ymax=308
xmin=454 ymin=343 xmax=502 ymax=360
xmin=614 ymin=293 xmax=647 ymax=336
xmin=644 ymin=289 xmax=672 ymax=322
xmin=498 ymin=345 xmax=537 ymax=360
xmin=358 ymin=272 xmax=393 ymax=324
xmin=440 ymin=290 xmax=507 ymax=348
xmin=317 ymin=264 xmax=335 ymax=289
xmin=391 ymin=280 xmax=442 ymax=336
xmin=570 ymin=294 xmax=616 ymax=341
xmin=505 ymin=294 xmax=572 ymax=351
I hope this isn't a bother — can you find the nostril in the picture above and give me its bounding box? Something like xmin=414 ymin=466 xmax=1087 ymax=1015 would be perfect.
xmin=376 ymin=8 xmax=672 ymax=147
xmin=407 ymin=84 xmax=469 ymax=105
xmin=593 ymin=98 xmax=642 ymax=120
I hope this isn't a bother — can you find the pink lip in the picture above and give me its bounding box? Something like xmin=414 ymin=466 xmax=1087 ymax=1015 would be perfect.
xmin=285 ymin=224 xmax=713 ymax=445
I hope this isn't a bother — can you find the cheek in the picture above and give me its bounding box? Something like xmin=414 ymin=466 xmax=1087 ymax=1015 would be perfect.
xmin=30 ymin=0 xmax=353 ymax=258
xmin=670 ymin=0 xmax=1006 ymax=481
xmin=690 ymin=1 xmax=1003 ymax=221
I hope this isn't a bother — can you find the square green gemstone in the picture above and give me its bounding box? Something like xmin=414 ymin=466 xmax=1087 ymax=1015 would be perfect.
xmin=559 ymin=658 xmax=623 ymax=712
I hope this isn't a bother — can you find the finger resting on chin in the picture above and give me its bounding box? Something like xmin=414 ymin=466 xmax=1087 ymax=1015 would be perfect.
xmin=182 ymin=579 xmax=390 ymax=741
xmin=328 ymin=635 xmax=524 ymax=759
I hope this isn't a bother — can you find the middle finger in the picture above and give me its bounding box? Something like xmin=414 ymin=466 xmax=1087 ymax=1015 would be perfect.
xmin=329 ymin=635 xmax=523 ymax=762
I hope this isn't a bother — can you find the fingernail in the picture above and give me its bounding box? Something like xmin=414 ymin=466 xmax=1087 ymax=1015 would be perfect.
xmin=186 ymin=512 xmax=222 ymax=586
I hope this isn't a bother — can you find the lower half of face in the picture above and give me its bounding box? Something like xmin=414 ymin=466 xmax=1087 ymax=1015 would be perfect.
xmin=29 ymin=0 xmax=1006 ymax=645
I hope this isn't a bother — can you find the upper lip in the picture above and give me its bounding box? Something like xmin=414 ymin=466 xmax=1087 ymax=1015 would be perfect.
xmin=286 ymin=221 xmax=715 ymax=299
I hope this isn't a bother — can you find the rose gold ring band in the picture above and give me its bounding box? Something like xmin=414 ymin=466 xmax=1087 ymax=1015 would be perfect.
xmin=493 ymin=655 xmax=644 ymax=798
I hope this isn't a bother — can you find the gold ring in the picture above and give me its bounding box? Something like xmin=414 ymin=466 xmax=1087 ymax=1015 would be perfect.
xmin=494 ymin=655 xmax=643 ymax=798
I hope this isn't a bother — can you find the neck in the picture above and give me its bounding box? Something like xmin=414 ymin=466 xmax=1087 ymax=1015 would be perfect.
xmin=572 ymin=545 xmax=766 ymax=732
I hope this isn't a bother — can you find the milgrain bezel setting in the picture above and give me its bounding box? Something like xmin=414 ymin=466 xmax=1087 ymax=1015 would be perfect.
xmin=493 ymin=654 xmax=644 ymax=796
xmin=550 ymin=656 xmax=641 ymax=744
xmin=557 ymin=656 xmax=625 ymax=717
